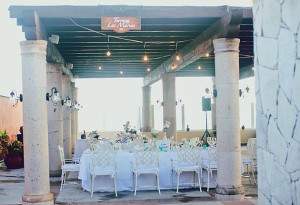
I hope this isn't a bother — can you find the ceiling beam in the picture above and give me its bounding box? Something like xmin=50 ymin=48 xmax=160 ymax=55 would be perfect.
xmin=143 ymin=7 xmax=245 ymax=86
xmin=10 ymin=5 xmax=233 ymax=19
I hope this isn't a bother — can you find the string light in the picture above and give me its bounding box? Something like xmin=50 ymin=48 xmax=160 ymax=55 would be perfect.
xmin=143 ymin=42 xmax=149 ymax=62
xmin=175 ymin=42 xmax=181 ymax=61
xmin=106 ymin=36 xmax=111 ymax=57
xmin=106 ymin=50 xmax=111 ymax=57
xmin=197 ymin=65 xmax=202 ymax=70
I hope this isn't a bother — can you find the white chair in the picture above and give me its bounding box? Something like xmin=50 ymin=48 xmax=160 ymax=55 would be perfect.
xmin=89 ymin=143 xmax=117 ymax=198
xmin=201 ymin=147 xmax=217 ymax=192
xmin=132 ymin=149 xmax=160 ymax=195
xmin=58 ymin=145 xmax=80 ymax=191
xmin=172 ymin=146 xmax=202 ymax=193
xmin=247 ymin=138 xmax=257 ymax=184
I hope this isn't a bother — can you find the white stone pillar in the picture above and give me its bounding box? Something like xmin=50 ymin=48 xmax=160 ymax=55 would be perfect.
xmin=162 ymin=72 xmax=176 ymax=138
xmin=250 ymin=102 xmax=255 ymax=129
xmin=211 ymin=77 xmax=217 ymax=130
xmin=21 ymin=40 xmax=54 ymax=205
xmin=181 ymin=104 xmax=185 ymax=131
xmin=150 ymin=104 xmax=155 ymax=129
xmin=213 ymin=38 xmax=243 ymax=199
xmin=142 ymin=85 xmax=151 ymax=132
xmin=62 ymin=75 xmax=72 ymax=159
xmin=47 ymin=63 xmax=63 ymax=177
xmin=74 ymin=87 xmax=79 ymax=146
xmin=70 ymin=82 xmax=76 ymax=152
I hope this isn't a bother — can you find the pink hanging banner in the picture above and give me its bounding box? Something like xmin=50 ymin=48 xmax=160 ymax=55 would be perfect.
xmin=101 ymin=16 xmax=141 ymax=33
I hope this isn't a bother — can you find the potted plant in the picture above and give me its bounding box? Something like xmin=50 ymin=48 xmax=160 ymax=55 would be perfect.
xmin=4 ymin=140 xmax=24 ymax=169
xmin=0 ymin=130 xmax=9 ymax=160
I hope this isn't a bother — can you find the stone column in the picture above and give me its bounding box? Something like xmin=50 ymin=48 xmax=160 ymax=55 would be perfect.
xmin=181 ymin=104 xmax=185 ymax=131
xmin=20 ymin=40 xmax=54 ymax=205
xmin=162 ymin=72 xmax=176 ymax=138
xmin=213 ymin=38 xmax=243 ymax=199
xmin=62 ymin=75 xmax=72 ymax=159
xmin=250 ymin=102 xmax=255 ymax=129
xmin=150 ymin=104 xmax=155 ymax=129
xmin=47 ymin=63 xmax=63 ymax=177
xmin=211 ymin=77 xmax=217 ymax=130
xmin=70 ymin=82 xmax=76 ymax=152
xmin=142 ymin=85 xmax=151 ymax=132
xmin=74 ymin=87 xmax=79 ymax=147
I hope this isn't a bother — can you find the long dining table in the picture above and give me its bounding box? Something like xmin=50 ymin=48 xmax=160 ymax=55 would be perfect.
xmin=78 ymin=148 xmax=217 ymax=192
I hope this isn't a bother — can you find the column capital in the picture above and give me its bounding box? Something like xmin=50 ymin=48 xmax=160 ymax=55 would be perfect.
xmin=20 ymin=40 xmax=47 ymax=55
xmin=213 ymin=38 xmax=240 ymax=54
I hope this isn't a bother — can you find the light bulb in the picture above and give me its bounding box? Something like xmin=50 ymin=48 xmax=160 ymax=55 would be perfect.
xmin=197 ymin=65 xmax=202 ymax=70
xmin=120 ymin=70 xmax=123 ymax=75
xmin=175 ymin=53 xmax=181 ymax=61
xmin=98 ymin=66 xmax=102 ymax=70
xmin=205 ymin=53 xmax=210 ymax=57
xmin=143 ymin=54 xmax=148 ymax=62
xmin=106 ymin=50 xmax=111 ymax=57
xmin=147 ymin=67 xmax=151 ymax=72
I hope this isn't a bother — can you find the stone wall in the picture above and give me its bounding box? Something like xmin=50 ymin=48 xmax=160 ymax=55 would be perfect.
xmin=0 ymin=95 xmax=23 ymax=137
xmin=254 ymin=0 xmax=300 ymax=204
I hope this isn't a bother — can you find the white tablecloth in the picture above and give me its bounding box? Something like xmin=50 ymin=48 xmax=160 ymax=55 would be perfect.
xmin=78 ymin=149 xmax=217 ymax=192
xmin=74 ymin=139 xmax=89 ymax=160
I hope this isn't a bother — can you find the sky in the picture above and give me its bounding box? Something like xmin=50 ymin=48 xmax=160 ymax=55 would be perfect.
xmin=0 ymin=0 xmax=254 ymax=132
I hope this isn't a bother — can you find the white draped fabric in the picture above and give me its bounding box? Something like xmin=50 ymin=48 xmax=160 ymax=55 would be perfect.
xmin=78 ymin=149 xmax=217 ymax=192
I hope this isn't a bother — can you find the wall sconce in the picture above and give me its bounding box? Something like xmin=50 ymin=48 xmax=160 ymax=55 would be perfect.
xmin=9 ymin=91 xmax=23 ymax=107
xmin=46 ymin=87 xmax=61 ymax=105
xmin=62 ymin=96 xmax=72 ymax=108
xmin=239 ymin=86 xmax=250 ymax=98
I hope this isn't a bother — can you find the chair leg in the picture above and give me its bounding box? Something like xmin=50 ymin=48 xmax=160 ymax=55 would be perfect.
xmin=176 ymin=172 xmax=180 ymax=193
xmin=134 ymin=173 xmax=138 ymax=196
xmin=251 ymin=165 xmax=256 ymax=184
xmin=114 ymin=176 xmax=118 ymax=197
xmin=90 ymin=175 xmax=94 ymax=198
xmin=157 ymin=173 xmax=161 ymax=195
xmin=197 ymin=171 xmax=202 ymax=192
xmin=207 ymin=169 xmax=210 ymax=192
xmin=60 ymin=170 xmax=64 ymax=191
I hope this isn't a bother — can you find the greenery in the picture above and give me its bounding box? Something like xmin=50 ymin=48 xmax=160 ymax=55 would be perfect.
xmin=0 ymin=130 xmax=23 ymax=159
xmin=0 ymin=130 xmax=9 ymax=159
xmin=7 ymin=140 xmax=23 ymax=155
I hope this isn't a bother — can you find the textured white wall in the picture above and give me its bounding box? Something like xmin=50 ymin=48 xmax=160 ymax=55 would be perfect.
xmin=254 ymin=0 xmax=300 ymax=204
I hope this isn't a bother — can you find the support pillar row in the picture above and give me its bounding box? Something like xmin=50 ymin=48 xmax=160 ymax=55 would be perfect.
xmin=162 ymin=72 xmax=176 ymax=139
xmin=47 ymin=63 xmax=63 ymax=177
xmin=142 ymin=85 xmax=151 ymax=132
xmin=62 ymin=75 xmax=72 ymax=159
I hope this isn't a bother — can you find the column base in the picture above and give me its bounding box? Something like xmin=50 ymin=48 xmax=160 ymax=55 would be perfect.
xmin=215 ymin=185 xmax=244 ymax=201
xmin=22 ymin=193 xmax=54 ymax=205
xmin=49 ymin=170 xmax=61 ymax=177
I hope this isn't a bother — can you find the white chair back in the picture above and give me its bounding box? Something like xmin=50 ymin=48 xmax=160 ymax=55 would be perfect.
xmin=90 ymin=143 xmax=116 ymax=170
xmin=175 ymin=146 xmax=200 ymax=166
xmin=247 ymin=138 xmax=256 ymax=160
xmin=134 ymin=150 xmax=159 ymax=169
xmin=58 ymin=145 xmax=65 ymax=166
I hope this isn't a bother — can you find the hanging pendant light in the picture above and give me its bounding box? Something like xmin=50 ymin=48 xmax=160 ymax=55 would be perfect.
xmin=143 ymin=42 xmax=149 ymax=62
xmin=175 ymin=42 xmax=181 ymax=61
xmin=106 ymin=35 xmax=111 ymax=57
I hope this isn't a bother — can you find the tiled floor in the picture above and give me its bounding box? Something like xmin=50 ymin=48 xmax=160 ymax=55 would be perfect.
xmin=0 ymin=165 xmax=257 ymax=205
